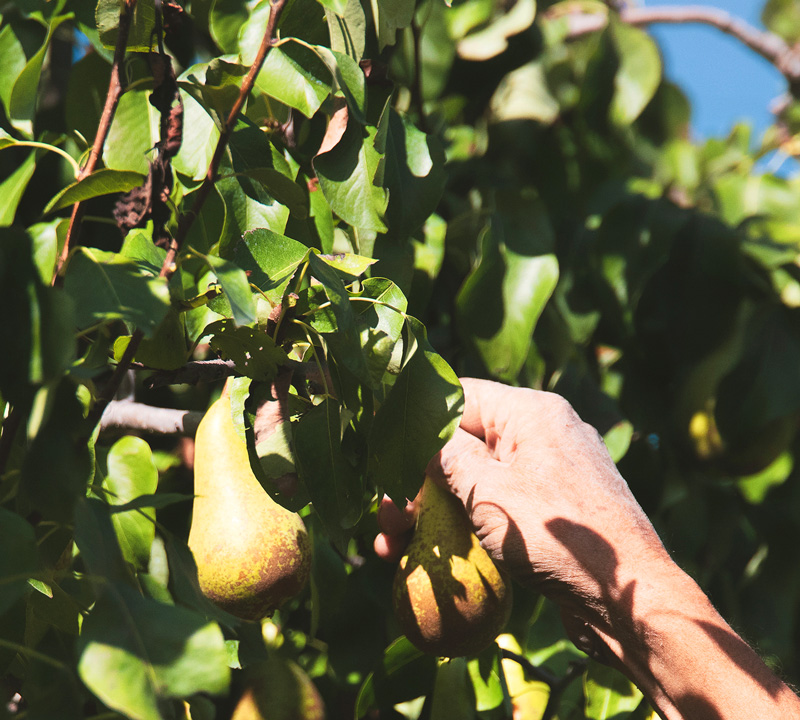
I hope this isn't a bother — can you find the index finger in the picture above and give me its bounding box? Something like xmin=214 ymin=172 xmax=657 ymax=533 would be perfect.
xmin=458 ymin=378 xmax=538 ymax=440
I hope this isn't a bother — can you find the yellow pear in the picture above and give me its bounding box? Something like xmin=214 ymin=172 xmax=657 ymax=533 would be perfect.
xmin=393 ymin=477 xmax=512 ymax=657
xmin=189 ymin=389 xmax=311 ymax=621
xmin=231 ymin=655 xmax=325 ymax=720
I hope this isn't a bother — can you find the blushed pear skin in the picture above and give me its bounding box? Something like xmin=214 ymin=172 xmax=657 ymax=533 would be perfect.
xmin=393 ymin=477 xmax=512 ymax=657
xmin=188 ymin=392 xmax=311 ymax=621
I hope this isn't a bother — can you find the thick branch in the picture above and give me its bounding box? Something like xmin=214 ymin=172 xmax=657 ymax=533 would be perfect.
xmin=100 ymin=400 xmax=203 ymax=435
xmin=53 ymin=0 xmax=139 ymax=284
xmin=556 ymin=5 xmax=800 ymax=85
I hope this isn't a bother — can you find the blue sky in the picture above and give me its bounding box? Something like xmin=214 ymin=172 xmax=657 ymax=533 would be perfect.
xmin=643 ymin=0 xmax=788 ymax=144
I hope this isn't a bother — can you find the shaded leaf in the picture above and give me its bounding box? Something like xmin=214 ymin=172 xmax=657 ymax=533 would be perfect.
xmin=63 ymin=247 xmax=171 ymax=337
xmin=293 ymin=398 xmax=363 ymax=546
xmin=583 ymin=660 xmax=643 ymax=719
xmin=0 ymin=508 xmax=41 ymax=615
xmin=368 ymin=318 xmax=463 ymax=503
xmin=370 ymin=0 xmax=415 ymax=50
xmin=78 ymin=581 xmax=230 ymax=720
xmin=193 ymin=250 xmax=257 ymax=326
xmin=97 ymin=0 xmax=157 ymax=51
xmin=206 ymin=318 xmax=288 ymax=380
xmin=314 ymin=117 xmax=388 ymax=232
xmin=234 ymin=227 xmax=309 ymax=304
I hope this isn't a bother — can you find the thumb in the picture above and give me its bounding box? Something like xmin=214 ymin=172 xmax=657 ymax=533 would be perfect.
xmin=426 ymin=426 xmax=498 ymax=506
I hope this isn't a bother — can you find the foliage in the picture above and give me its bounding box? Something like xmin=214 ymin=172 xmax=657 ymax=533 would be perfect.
xmin=2 ymin=0 xmax=800 ymax=718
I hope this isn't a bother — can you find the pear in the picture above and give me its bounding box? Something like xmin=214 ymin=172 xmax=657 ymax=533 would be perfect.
xmin=393 ymin=477 xmax=512 ymax=657
xmin=231 ymin=655 xmax=325 ymax=720
xmin=189 ymin=389 xmax=311 ymax=621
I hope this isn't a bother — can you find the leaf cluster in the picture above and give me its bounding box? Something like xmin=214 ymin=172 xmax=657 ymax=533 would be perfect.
xmin=3 ymin=0 xmax=800 ymax=718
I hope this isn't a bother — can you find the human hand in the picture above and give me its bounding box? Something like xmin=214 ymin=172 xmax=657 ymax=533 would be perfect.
xmin=376 ymin=377 xmax=672 ymax=628
xmin=376 ymin=379 xmax=800 ymax=719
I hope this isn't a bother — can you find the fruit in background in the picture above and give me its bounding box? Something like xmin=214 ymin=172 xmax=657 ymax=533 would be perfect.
xmin=189 ymin=387 xmax=311 ymax=620
xmin=231 ymin=654 xmax=325 ymax=720
xmin=393 ymin=477 xmax=512 ymax=657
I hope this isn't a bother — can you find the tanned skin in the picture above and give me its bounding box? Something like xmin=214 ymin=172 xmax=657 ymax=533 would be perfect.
xmin=375 ymin=378 xmax=800 ymax=720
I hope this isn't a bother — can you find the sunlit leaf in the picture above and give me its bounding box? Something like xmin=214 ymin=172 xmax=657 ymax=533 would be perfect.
xmin=44 ymin=169 xmax=145 ymax=214
xmin=104 ymin=437 xmax=159 ymax=571
xmin=583 ymin=660 xmax=643 ymax=719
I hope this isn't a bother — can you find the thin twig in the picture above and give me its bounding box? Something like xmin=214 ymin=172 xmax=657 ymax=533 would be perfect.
xmin=167 ymin=0 xmax=289 ymax=271
xmin=554 ymin=5 xmax=800 ymax=86
xmin=53 ymin=0 xmax=139 ymax=285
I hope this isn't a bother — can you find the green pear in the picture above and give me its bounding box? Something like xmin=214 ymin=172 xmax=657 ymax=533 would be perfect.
xmin=189 ymin=389 xmax=311 ymax=621
xmin=393 ymin=477 xmax=512 ymax=657
xmin=231 ymin=655 xmax=326 ymax=720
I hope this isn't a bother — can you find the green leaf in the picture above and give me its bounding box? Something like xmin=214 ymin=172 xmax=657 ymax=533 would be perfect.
xmin=355 ymin=637 xmax=430 ymax=718
xmin=370 ymin=0 xmax=415 ymax=49
xmin=737 ymin=452 xmax=794 ymax=505
xmin=111 ymin=492 xmax=193 ymax=513
xmin=368 ymin=318 xmax=463 ymax=503
xmin=103 ymin=89 xmax=160 ymax=173
xmin=44 ymin=169 xmax=146 ymax=214
xmin=608 ymin=19 xmax=662 ymax=126
xmin=490 ymin=59 xmax=559 ymax=124
xmin=762 ymin=0 xmax=800 ymax=44
xmin=63 ymin=247 xmax=171 ymax=337
xmin=0 ymin=149 xmax=36 ymax=226
xmin=313 ymin=45 xmax=367 ymax=121
xmin=325 ymin=0 xmax=367 ymax=61
xmin=173 ymin=90 xmax=221 ymax=181
xmin=209 ymin=0 xmax=249 ymax=54
xmin=353 ymin=277 xmax=407 ymax=384
xmin=77 ymin=581 xmax=230 ymax=720
xmin=430 ymin=658 xmax=475 ymax=720
xmin=234 ymin=228 xmax=309 ymax=304
xmin=383 ymin=109 xmax=447 ymax=241
xmin=457 ymin=0 xmax=536 ymax=61
xmin=104 ymin=437 xmax=159 ymax=571
xmin=97 ymin=0 xmax=157 ymax=51
xmin=0 ymin=229 xmax=75 ymax=405
xmin=216 ymin=174 xmax=291 ymax=252
xmin=180 ymin=59 xmax=248 ymax=131
xmin=314 ymin=117 xmax=388 ymax=233
xmin=255 ymin=39 xmax=332 ymax=118
xmin=583 ymin=660 xmax=643 ymax=719
xmin=467 ymin=645 xmax=510 ymax=714
xmin=228 ymin=120 xmax=308 ymax=217
xmin=193 ymin=250 xmax=257 ymax=326
xmin=457 ymin=200 xmax=559 ymax=382
xmin=28 ymin=218 xmax=68 ymax=283
xmin=7 ymin=14 xmax=71 ymax=136
xmin=205 ymin=318 xmax=288 ymax=380
xmin=293 ymin=398 xmax=364 ymax=545
xmin=307 ymin=251 xmax=373 ymax=384
xmin=0 ymin=508 xmax=41 ymax=615
xmin=74 ymin=496 xmax=131 ymax=583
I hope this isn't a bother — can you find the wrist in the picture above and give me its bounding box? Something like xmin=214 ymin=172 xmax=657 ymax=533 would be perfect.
xmin=589 ymin=559 xmax=800 ymax=719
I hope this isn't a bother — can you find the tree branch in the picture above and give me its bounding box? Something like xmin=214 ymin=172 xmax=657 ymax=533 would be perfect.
xmin=52 ymin=0 xmax=139 ymax=285
xmin=553 ymin=4 xmax=800 ymax=87
xmin=100 ymin=400 xmax=203 ymax=435
xmin=166 ymin=0 xmax=289 ymax=271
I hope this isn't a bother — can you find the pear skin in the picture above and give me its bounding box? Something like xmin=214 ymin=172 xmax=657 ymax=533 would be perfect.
xmin=393 ymin=478 xmax=512 ymax=657
xmin=189 ymin=391 xmax=310 ymax=621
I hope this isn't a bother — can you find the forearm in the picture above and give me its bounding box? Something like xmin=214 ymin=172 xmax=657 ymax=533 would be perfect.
xmin=593 ymin=563 xmax=800 ymax=720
